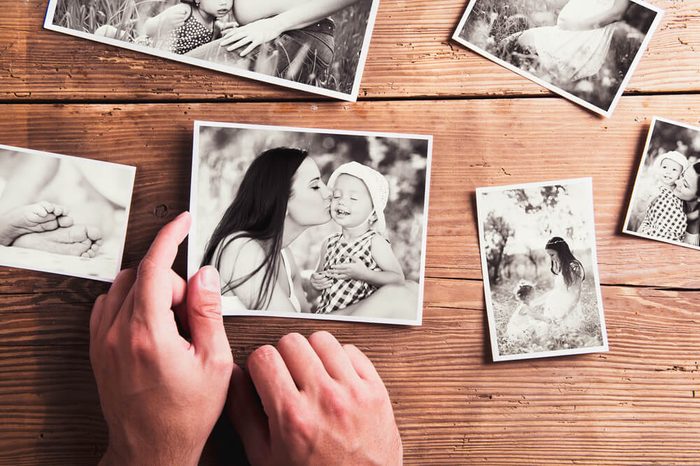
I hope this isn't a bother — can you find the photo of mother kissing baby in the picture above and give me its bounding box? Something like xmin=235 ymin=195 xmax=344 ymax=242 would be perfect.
xmin=188 ymin=122 xmax=432 ymax=325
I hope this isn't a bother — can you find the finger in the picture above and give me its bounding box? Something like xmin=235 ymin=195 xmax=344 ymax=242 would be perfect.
xmin=247 ymin=344 xmax=299 ymax=417
xmin=343 ymin=344 xmax=383 ymax=384
xmin=228 ymin=365 xmax=270 ymax=462
xmin=186 ymin=266 xmax=230 ymax=360
xmin=227 ymin=37 xmax=252 ymax=52
xmin=102 ymin=268 xmax=137 ymax=331
xmin=239 ymin=41 xmax=260 ymax=57
xmin=276 ymin=333 xmax=331 ymax=390
xmin=133 ymin=212 xmax=191 ymax=321
xmin=171 ymin=270 xmax=190 ymax=334
xmin=220 ymin=30 xmax=243 ymax=46
xmin=89 ymin=293 xmax=107 ymax=343
xmin=308 ymin=331 xmax=359 ymax=383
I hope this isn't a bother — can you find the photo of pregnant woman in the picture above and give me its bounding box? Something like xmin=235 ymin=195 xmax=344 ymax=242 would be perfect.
xmin=476 ymin=178 xmax=608 ymax=361
xmin=45 ymin=0 xmax=379 ymax=100
xmin=0 ymin=145 xmax=135 ymax=282
xmin=188 ymin=121 xmax=432 ymax=325
xmin=453 ymin=0 xmax=662 ymax=116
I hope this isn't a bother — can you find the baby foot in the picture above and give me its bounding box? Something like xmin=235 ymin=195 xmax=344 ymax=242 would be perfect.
xmin=0 ymin=201 xmax=74 ymax=246
xmin=11 ymin=225 xmax=103 ymax=258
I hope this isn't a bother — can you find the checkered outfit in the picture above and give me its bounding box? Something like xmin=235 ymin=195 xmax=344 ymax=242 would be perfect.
xmin=639 ymin=187 xmax=687 ymax=241
xmin=316 ymin=231 xmax=379 ymax=314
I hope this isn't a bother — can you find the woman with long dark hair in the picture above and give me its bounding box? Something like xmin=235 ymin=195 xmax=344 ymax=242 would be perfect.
xmin=202 ymin=146 xmax=416 ymax=316
xmin=540 ymin=236 xmax=586 ymax=331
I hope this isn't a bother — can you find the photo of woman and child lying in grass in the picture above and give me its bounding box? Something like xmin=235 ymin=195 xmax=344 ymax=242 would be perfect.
xmin=477 ymin=178 xmax=608 ymax=361
xmin=45 ymin=0 xmax=378 ymax=100
xmin=189 ymin=122 xmax=432 ymax=325
xmin=453 ymin=0 xmax=663 ymax=116
xmin=0 ymin=146 xmax=135 ymax=281
xmin=625 ymin=118 xmax=700 ymax=251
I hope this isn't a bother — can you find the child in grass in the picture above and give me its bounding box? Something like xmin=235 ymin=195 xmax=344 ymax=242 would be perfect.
xmin=505 ymin=281 xmax=549 ymax=344
xmin=310 ymin=162 xmax=405 ymax=314
xmin=142 ymin=0 xmax=234 ymax=54
xmin=96 ymin=0 xmax=234 ymax=55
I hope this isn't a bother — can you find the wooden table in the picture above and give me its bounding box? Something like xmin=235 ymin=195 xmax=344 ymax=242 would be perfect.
xmin=1 ymin=0 xmax=699 ymax=464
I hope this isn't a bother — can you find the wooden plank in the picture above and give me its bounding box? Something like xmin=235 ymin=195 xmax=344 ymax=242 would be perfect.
xmin=1 ymin=0 xmax=698 ymax=101
xmin=0 ymin=280 xmax=698 ymax=464
xmin=0 ymin=96 xmax=698 ymax=289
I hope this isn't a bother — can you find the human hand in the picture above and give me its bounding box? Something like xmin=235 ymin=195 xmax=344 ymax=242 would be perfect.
xmin=331 ymin=259 xmax=370 ymax=281
xmin=219 ymin=17 xmax=284 ymax=57
xmin=228 ymin=331 xmax=402 ymax=466
xmin=90 ymin=212 xmax=234 ymax=466
xmin=162 ymin=4 xmax=189 ymax=30
xmin=310 ymin=271 xmax=333 ymax=291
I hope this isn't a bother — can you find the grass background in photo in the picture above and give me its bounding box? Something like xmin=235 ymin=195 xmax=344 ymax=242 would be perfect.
xmin=458 ymin=0 xmax=657 ymax=110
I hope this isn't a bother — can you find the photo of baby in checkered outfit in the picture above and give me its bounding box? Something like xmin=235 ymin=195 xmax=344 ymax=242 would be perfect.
xmin=625 ymin=117 xmax=700 ymax=250
xmin=310 ymin=162 xmax=405 ymax=314
xmin=190 ymin=122 xmax=432 ymax=325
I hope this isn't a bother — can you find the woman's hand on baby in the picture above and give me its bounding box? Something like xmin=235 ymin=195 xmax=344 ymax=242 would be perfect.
xmin=331 ymin=260 xmax=370 ymax=281
xmin=220 ymin=17 xmax=285 ymax=57
xmin=310 ymin=272 xmax=332 ymax=291
xmin=90 ymin=212 xmax=234 ymax=466
xmin=227 ymin=331 xmax=403 ymax=466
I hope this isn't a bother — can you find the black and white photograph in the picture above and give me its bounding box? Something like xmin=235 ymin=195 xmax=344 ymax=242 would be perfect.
xmin=0 ymin=145 xmax=135 ymax=282
xmin=452 ymin=0 xmax=663 ymax=117
xmin=476 ymin=178 xmax=608 ymax=362
xmin=188 ymin=121 xmax=431 ymax=325
xmin=44 ymin=0 xmax=379 ymax=101
xmin=624 ymin=117 xmax=700 ymax=251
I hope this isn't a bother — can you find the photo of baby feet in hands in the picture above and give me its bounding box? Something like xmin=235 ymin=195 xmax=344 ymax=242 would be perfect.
xmin=0 ymin=201 xmax=73 ymax=246
xmin=0 ymin=146 xmax=135 ymax=281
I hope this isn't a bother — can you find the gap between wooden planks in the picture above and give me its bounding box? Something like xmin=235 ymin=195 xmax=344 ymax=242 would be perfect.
xmin=0 ymin=95 xmax=698 ymax=289
xmin=0 ymin=0 xmax=697 ymax=100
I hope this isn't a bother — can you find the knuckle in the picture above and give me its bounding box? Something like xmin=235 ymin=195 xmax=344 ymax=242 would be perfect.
xmin=280 ymin=403 xmax=315 ymax=444
xmin=209 ymin=351 xmax=234 ymax=372
xmin=129 ymin=331 xmax=156 ymax=361
xmin=319 ymin=383 xmax=350 ymax=419
xmin=308 ymin=330 xmax=334 ymax=346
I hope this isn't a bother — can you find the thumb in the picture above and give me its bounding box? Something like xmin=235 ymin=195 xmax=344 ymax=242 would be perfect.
xmin=187 ymin=266 xmax=229 ymax=358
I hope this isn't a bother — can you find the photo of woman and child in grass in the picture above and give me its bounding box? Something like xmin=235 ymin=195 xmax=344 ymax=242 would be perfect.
xmin=453 ymin=0 xmax=663 ymax=116
xmin=188 ymin=122 xmax=431 ymax=325
xmin=477 ymin=178 xmax=608 ymax=361
xmin=625 ymin=118 xmax=700 ymax=251
xmin=44 ymin=0 xmax=379 ymax=100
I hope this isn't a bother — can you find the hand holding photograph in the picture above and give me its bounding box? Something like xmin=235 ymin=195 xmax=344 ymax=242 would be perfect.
xmin=189 ymin=121 xmax=432 ymax=325
xmin=452 ymin=0 xmax=663 ymax=117
xmin=624 ymin=117 xmax=700 ymax=251
xmin=44 ymin=0 xmax=380 ymax=101
xmin=476 ymin=178 xmax=608 ymax=361
xmin=0 ymin=145 xmax=135 ymax=282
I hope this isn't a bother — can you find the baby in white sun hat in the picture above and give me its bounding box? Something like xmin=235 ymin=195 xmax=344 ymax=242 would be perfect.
xmin=311 ymin=161 xmax=405 ymax=314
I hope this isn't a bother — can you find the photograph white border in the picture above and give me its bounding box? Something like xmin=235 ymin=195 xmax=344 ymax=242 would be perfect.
xmin=622 ymin=116 xmax=700 ymax=252
xmin=451 ymin=0 xmax=664 ymax=117
xmin=476 ymin=177 xmax=609 ymax=362
xmin=189 ymin=120 xmax=432 ymax=326
xmin=0 ymin=143 xmax=136 ymax=283
xmin=43 ymin=0 xmax=381 ymax=102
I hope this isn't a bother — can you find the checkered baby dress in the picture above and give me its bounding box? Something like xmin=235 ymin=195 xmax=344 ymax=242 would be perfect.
xmin=316 ymin=230 xmax=380 ymax=314
xmin=639 ymin=186 xmax=687 ymax=241
xmin=169 ymin=8 xmax=215 ymax=55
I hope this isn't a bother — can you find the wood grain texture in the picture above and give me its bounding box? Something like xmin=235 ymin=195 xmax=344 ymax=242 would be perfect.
xmin=0 ymin=96 xmax=698 ymax=290
xmin=0 ymin=280 xmax=698 ymax=465
xmin=1 ymin=0 xmax=698 ymax=101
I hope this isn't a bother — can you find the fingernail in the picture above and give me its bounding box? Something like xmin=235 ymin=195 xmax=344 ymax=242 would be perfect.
xmin=200 ymin=266 xmax=220 ymax=292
